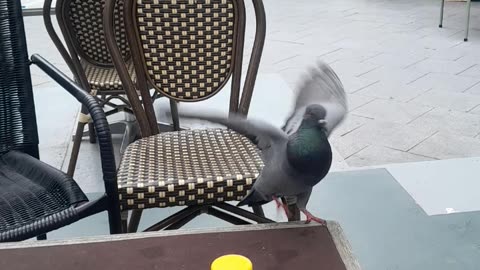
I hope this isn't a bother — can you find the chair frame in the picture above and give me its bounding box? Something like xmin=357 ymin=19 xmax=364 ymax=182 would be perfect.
xmin=42 ymin=0 xmax=142 ymax=178
xmin=104 ymin=0 xmax=272 ymax=232
xmin=439 ymin=0 xmax=473 ymax=41
xmin=31 ymin=54 xmax=124 ymax=236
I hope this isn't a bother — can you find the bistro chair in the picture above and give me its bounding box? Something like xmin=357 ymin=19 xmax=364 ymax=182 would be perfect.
xmin=103 ymin=0 xmax=274 ymax=232
xmin=42 ymin=0 xmax=171 ymax=177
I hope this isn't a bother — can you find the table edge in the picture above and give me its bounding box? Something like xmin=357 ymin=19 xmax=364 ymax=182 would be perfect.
xmin=0 ymin=221 xmax=361 ymax=270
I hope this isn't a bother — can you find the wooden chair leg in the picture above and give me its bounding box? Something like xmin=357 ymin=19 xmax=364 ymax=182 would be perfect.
xmin=67 ymin=121 xmax=87 ymax=177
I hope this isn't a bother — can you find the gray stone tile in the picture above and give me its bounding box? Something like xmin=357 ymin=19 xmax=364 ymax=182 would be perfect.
xmin=342 ymin=120 xmax=437 ymax=151
xmin=407 ymin=108 xmax=480 ymax=137
xmin=331 ymin=135 xmax=370 ymax=160
xmin=256 ymin=39 xmax=305 ymax=66
xmin=359 ymin=66 xmax=428 ymax=85
xmin=332 ymin=114 xmax=373 ymax=137
xmin=364 ymin=52 xmax=427 ymax=69
xmin=457 ymin=64 xmax=480 ymax=78
xmin=346 ymin=93 xmax=376 ymax=111
xmin=352 ymin=99 xmax=433 ymax=124
xmin=330 ymin=37 xmax=385 ymax=51
xmin=356 ymin=80 xmax=430 ymax=102
xmin=410 ymin=90 xmax=480 ymax=112
xmin=329 ymin=59 xmax=381 ymax=78
xmin=464 ymin=82 xmax=480 ymax=96
xmin=270 ymin=47 xmax=346 ymax=71
xmin=317 ymin=48 xmax=382 ymax=64
xmin=469 ymin=105 xmax=480 ymax=115
xmin=342 ymin=76 xmax=379 ymax=94
xmin=425 ymin=48 xmax=466 ymax=61
xmin=415 ymin=36 xmax=464 ymax=50
xmin=408 ymin=72 xmax=480 ymax=93
xmin=346 ymin=145 xmax=434 ymax=167
xmin=409 ymin=132 xmax=480 ymax=160
xmin=408 ymin=58 xmax=475 ymax=75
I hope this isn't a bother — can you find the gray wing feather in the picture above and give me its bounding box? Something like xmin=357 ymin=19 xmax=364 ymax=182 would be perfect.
xmin=283 ymin=60 xmax=348 ymax=136
xmin=178 ymin=111 xmax=288 ymax=152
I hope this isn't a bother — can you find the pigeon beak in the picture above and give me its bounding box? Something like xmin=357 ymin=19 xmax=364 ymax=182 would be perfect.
xmin=318 ymin=119 xmax=327 ymax=126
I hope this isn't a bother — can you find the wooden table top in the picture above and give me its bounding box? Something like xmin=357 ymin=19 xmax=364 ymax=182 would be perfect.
xmin=0 ymin=221 xmax=361 ymax=270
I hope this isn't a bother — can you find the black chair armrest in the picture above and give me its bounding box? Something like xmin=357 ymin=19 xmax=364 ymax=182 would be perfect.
xmin=30 ymin=54 xmax=120 ymax=201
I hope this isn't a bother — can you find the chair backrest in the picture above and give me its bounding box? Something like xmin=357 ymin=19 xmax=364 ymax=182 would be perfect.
xmin=56 ymin=0 xmax=130 ymax=68
xmin=0 ymin=0 xmax=40 ymax=158
xmin=104 ymin=0 xmax=266 ymax=137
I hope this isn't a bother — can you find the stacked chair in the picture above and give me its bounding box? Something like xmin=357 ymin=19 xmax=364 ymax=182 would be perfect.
xmin=0 ymin=0 xmax=275 ymax=242
xmin=102 ymin=0 xmax=273 ymax=232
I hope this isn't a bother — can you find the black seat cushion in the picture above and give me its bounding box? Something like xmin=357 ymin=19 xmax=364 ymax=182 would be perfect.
xmin=0 ymin=151 xmax=88 ymax=234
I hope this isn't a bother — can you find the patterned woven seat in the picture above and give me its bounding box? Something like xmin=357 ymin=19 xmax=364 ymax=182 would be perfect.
xmin=82 ymin=60 xmax=136 ymax=93
xmin=117 ymin=129 xmax=264 ymax=211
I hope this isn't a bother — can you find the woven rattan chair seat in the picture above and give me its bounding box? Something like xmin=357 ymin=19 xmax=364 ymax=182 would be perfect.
xmin=0 ymin=151 xmax=88 ymax=240
xmin=82 ymin=60 xmax=136 ymax=92
xmin=117 ymin=128 xmax=264 ymax=211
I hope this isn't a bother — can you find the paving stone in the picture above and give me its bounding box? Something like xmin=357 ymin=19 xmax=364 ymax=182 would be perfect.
xmin=464 ymin=82 xmax=480 ymax=95
xmin=341 ymin=76 xmax=379 ymax=94
xmin=457 ymin=64 xmax=480 ymax=78
xmin=329 ymin=59 xmax=381 ymax=78
xmin=408 ymin=72 xmax=480 ymax=93
xmin=346 ymin=94 xmax=376 ymax=111
xmin=356 ymin=80 xmax=430 ymax=102
xmin=364 ymin=52 xmax=427 ymax=69
xmin=331 ymin=135 xmax=370 ymax=160
xmin=352 ymin=99 xmax=433 ymax=124
xmin=359 ymin=66 xmax=428 ymax=85
xmin=341 ymin=120 xmax=437 ymax=151
xmin=407 ymin=108 xmax=480 ymax=137
xmin=410 ymin=90 xmax=480 ymax=112
xmin=409 ymin=132 xmax=480 ymax=160
xmin=332 ymin=114 xmax=373 ymax=137
xmin=346 ymin=145 xmax=435 ymax=167
xmin=408 ymin=58 xmax=475 ymax=74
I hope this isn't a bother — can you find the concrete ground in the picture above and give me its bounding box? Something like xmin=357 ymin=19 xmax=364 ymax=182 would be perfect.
xmin=26 ymin=0 xmax=480 ymax=170
xmin=17 ymin=0 xmax=480 ymax=269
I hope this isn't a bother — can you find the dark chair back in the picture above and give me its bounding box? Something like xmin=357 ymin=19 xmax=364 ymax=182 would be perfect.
xmin=0 ymin=0 xmax=40 ymax=158
xmin=104 ymin=0 xmax=266 ymax=137
xmin=56 ymin=0 xmax=130 ymax=68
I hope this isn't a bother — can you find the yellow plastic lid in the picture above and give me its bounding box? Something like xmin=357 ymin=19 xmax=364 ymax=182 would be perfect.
xmin=211 ymin=254 xmax=253 ymax=270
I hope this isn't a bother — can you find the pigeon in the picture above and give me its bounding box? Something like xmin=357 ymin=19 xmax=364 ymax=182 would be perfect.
xmin=178 ymin=60 xmax=347 ymax=225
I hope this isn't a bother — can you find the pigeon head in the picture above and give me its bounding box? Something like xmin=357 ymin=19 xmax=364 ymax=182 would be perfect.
xmin=301 ymin=105 xmax=328 ymax=130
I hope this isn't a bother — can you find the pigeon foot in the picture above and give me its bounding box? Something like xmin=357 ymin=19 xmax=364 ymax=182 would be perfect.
xmin=272 ymin=196 xmax=291 ymax=218
xmin=301 ymin=209 xmax=327 ymax=226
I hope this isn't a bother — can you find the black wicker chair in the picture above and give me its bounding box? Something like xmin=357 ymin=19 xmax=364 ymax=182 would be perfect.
xmin=0 ymin=0 xmax=121 ymax=242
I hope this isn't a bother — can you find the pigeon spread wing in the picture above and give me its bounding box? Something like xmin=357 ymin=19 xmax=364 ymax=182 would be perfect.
xmin=177 ymin=112 xmax=288 ymax=159
xmin=282 ymin=61 xmax=348 ymax=137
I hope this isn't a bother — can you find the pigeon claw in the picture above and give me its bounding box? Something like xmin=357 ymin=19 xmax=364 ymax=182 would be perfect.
xmin=301 ymin=209 xmax=327 ymax=226
xmin=272 ymin=196 xmax=291 ymax=219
